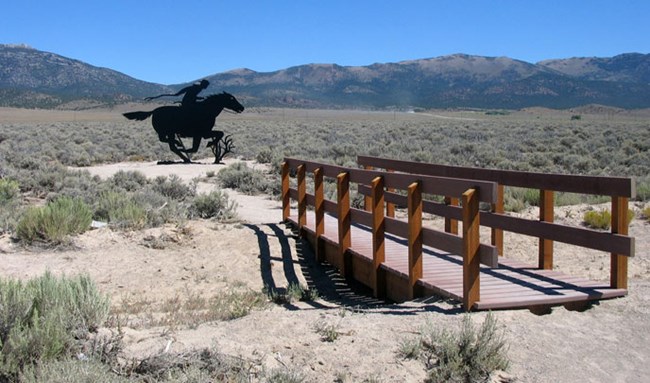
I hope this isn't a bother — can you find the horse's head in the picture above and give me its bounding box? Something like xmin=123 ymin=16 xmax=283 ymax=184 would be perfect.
xmin=208 ymin=92 xmax=244 ymax=113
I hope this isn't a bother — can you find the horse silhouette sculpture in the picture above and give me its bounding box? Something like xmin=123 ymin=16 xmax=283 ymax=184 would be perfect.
xmin=123 ymin=92 xmax=244 ymax=164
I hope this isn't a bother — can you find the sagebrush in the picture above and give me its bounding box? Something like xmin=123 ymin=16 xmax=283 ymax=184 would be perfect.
xmin=0 ymin=272 xmax=110 ymax=380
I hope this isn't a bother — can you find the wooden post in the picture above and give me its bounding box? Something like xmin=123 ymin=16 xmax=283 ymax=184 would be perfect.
xmin=297 ymin=164 xmax=306 ymax=227
xmin=611 ymin=196 xmax=629 ymax=289
xmin=363 ymin=165 xmax=373 ymax=212
xmin=444 ymin=196 xmax=459 ymax=235
xmin=462 ymin=188 xmax=480 ymax=311
xmin=371 ymin=176 xmax=386 ymax=298
xmin=491 ymin=184 xmax=504 ymax=256
xmin=407 ymin=181 xmax=423 ymax=300
xmin=538 ymin=189 xmax=554 ymax=269
xmin=337 ymin=172 xmax=351 ymax=277
xmin=386 ymin=169 xmax=396 ymax=218
xmin=281 ymin=162 xmax=290 ymax=221
xmin=314 ymin=167 xmax=325 ymax=262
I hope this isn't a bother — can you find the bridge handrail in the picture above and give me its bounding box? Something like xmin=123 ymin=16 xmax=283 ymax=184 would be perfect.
xmin=357 ymin=155 xmax=636 ymax=197
xmin=357 ymin=155 xmax=635 ymax=291
xmin=282 ymin=157 xmax=496 ymax=309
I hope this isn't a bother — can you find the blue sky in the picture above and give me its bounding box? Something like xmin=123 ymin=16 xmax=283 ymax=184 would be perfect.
xmin=3 ymin=1 xmax=649 ymax=84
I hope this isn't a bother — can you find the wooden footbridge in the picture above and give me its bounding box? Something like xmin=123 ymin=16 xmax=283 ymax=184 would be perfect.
xmin=281 ymin=156 xmax=636 ymax=311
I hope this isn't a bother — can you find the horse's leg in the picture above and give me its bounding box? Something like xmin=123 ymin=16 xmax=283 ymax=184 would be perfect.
xmin=182 ymin=136 xmax=202 ymax=154
xmin=205 ymin=130 xmax=224 ymax=142
xmin=167 ymin=139 xmax=191 ymax=163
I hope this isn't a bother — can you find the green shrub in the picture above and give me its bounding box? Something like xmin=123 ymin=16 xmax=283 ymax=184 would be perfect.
xmin=503 ymin=187 xmax=539 ymax=212
xmin=583 ymin=209 xmax=611 ymax=229
xmin=0 ymin=179 xmax=22 ymax=234
xmin=583 ymin=208 xmax=634 ymax=230
xmin=636 ymin=178 xmax=650 ymax=202
xmin=189 ymin=190 xmax=238 ymax=220
xmin=22 ymin=359 xmax=130 ymax=383
xmin=0 ymin=272 xmax=110 ymax=380
xmin=132 ymin=189 xmax=186 ymax=227
xmin=422 ymin=313 xmax=509 ymax=383
xmin=255 ymin=148 xmax=275 ymax=164
xmin=16 ymin=197 xmax=92 ymax=244
xmin=94 ymin=191 xmax=147 ymax=230
xmin=218 ymin=162 xmax=270 ymax=195
xmin=151 ymin=175 xmax=195 ymax=201
xmin=107 ymin=170 xmax=148 ymax=192
xmin=0 ymin=179 xmax=20 ymax=203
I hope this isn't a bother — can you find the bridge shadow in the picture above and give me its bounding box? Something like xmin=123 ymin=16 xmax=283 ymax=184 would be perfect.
xmin=244 ymin=223 xmax=462 ymax=315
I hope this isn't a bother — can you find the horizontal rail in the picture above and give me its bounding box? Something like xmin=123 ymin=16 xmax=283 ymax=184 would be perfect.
xmin=290 ymin=187 xmax=498 ymax=267
xmin=357 ymin=185 xmax=635 ymax=257
xmin=358 ymin=155 xmax=636 ymax=198
xmin=284 ymin=157 xmax=498 ymax=203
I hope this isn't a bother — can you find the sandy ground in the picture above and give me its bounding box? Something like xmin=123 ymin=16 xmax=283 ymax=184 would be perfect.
xmin=1 ymin=158 xmax=649 ymax=382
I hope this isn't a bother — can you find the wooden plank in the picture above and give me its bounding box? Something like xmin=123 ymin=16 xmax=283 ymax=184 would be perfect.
xmin=539 ymin=189 xmax=554 ymax=269
xmin=408 ymin=181 xmax=423 ymax=300
xmin=611 ymin=196 xmax=629 ymax=289
xmin=285 ymin=157 xmax=498 ymax=203
xmin=297 ymin=164 xmax=306 ymax=227
xmin=371 ymin=176 xmax=386 ymax=298
xmin=363 ymin=165 xmax=373 ymax=212
xmin=386 ymin=169 xmax=396 ymax=218
xmin=422 ymin=228 xmax=498 ymax=268
xmin=444 ymin=196 xmax=459 ymax=235
xmin=492 ymin=184 xmax=504 ymax=256
xmin=281 ymin=162 xmax=290 ymax=221
xmin=360 ymin=185 xmax=634 ymax=257
xmin=480 ymin=212 xmax=634 ymax=257
xmin=357 ymin=155 xmax=636 ymax=198
xmin=462 ymin=188 xmax=480 ymax=311
xmin=314 ymin=167 xmax=325 ymax=262
xmin=337 ymin=172 xmax=352 ymax=278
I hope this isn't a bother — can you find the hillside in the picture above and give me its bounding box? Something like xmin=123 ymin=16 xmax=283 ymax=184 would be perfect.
xmin=1 ymin=44 xmax=650 ymax=109
xmin=0 ymin=44 xmax=171 ymax=108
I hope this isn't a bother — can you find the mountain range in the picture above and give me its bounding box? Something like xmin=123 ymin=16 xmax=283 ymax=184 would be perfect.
xmin=1 ymin=44 xmax=649 ymax=110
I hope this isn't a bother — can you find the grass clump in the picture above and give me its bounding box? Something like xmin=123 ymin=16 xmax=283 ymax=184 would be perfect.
xmin=399 ymin=313 xmax=509 ymax=383
xmin=151 ymin=174 xmax=196 ymax=201
xmin=190 ymin=190 xmax=238 ymax=221
xmin=266 ymin=283 xmax=319 ymax=305
xmin=0 ymin=272 xmax=110 ymax=381
xmin=0 ymin=178 xmax=22 ymax=234
xmin=0 ymin=178 xmax=20 ymax=203
xmin=313 ymin=321 xmax=341 ymax=343
xmin=218 ymin=162 xmax=271 ymax=195
xmin=16 ymin=196 xmax=92 ymax=244
xmin=119 ymin=287 xmax=268 ymax=330
xmin=94 ymin=191 xmax=147 ymax=230
xmin=583 ymin=208 xmax=634 ymax=230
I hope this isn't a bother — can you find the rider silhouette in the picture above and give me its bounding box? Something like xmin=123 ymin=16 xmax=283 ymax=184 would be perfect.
xmin=145 ymin=79 xmax=210 ymax=107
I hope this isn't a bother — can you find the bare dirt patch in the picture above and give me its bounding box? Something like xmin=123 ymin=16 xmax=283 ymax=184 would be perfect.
xmin=1 ymin=159 xmax=649 ymax=382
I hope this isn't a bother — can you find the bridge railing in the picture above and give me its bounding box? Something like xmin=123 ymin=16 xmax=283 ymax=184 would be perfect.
xmin=282 ymin=157 xmax=499 ymax=309
xmin=357 ymin=155 xmax=636 ymax=290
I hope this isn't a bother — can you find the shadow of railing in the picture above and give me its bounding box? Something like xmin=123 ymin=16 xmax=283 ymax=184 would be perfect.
xmin=244 ymin=222 xmax=462 ymax=315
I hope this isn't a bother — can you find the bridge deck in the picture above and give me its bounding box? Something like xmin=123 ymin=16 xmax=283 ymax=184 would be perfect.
xmin=289 ymin=213 xmax=627 ymax=310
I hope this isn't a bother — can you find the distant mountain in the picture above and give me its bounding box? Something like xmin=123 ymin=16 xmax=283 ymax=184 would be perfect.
xmin=538 ymin=53 xmax=650 ymax=83
xmin=1 ymin=44 xmax=649 ymax=109
xmin=0 ymin=44 xmax=170 ymax=108
xmin=205 ymin=53 xmax=650 ymax=109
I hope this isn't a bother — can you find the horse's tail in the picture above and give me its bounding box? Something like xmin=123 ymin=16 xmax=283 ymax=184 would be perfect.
xmin=123 ymin=111 xmax=153 ymax=121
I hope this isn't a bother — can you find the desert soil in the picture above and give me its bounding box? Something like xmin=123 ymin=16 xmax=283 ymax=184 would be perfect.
xmin=1 ymin=158 xmax=649 ymax=382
